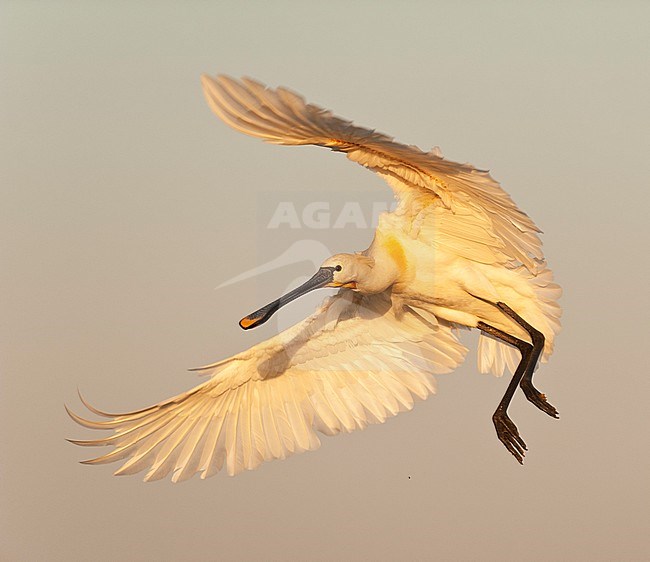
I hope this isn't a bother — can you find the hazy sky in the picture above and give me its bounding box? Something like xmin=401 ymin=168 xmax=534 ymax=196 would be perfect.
xmin=2 ymin=2 xmax=649 ymax=560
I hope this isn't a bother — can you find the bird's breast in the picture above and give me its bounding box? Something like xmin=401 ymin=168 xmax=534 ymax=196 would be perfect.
xmin=382 ymin=234 xmax=408 ymax=272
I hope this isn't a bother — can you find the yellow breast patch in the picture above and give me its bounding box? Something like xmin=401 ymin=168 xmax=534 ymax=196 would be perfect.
xmin=383 ymin=235 xmax=408 ymax=271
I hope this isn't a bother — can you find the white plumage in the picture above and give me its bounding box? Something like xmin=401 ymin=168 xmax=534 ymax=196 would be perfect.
xmin=68 ymin=75 xmax=561 ymax=481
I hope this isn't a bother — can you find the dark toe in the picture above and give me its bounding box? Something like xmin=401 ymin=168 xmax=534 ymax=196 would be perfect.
xmin=521 ymin=382 xmax=559 ymax=419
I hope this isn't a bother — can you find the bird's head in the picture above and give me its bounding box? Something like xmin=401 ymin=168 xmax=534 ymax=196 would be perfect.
xmin=319 ymin=253 xmax=375 ymax=289
xmin=238 ymin=252 xmax=374 ymax=330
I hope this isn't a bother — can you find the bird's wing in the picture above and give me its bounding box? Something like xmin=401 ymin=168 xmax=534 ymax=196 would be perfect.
xmin=201 ymin=74 xmax=544 ymax=272
xmin=68 ymin=291 xmax=467 ymax=482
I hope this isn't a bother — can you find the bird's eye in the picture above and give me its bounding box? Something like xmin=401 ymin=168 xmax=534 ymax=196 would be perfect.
xmin=335 ymin=265 xmax=342 ymax=272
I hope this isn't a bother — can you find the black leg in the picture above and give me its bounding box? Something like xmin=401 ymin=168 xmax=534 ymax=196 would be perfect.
xmin=478 ymin=321 xmax=531 ymax=464
xmin=495 ymin=302 xmax=559 ymax=419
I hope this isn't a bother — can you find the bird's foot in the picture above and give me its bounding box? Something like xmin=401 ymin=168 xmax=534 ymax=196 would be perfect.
xmin=493 ymin=410 xmax=527 ymax=464
xmin=520 ymin=380 xmax=559 ymax=419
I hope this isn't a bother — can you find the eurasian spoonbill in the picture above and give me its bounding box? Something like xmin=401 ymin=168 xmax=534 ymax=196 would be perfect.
xmin=67 ymin=75 xmax=562 ymax=481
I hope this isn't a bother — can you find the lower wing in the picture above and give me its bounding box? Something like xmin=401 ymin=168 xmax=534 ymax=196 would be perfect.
xmin=67 ymin=291 xmax=467 ymax=482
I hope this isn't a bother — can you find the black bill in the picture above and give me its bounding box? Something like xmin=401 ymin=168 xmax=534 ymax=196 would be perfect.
xmin=239 ymin=267 xmax=336 ymax=330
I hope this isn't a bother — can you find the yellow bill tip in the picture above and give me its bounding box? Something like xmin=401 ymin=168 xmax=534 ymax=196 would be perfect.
xmin=239 ymin=316 xmax=258 ymax=330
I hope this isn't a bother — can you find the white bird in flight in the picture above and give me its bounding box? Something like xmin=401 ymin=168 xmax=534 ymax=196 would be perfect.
xmin=67 ymin=75 xmax=562 ymax=482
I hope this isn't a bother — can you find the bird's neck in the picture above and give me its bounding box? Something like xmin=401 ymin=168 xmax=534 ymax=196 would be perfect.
xmin=356 ymin=235 xmax=404 ymax=294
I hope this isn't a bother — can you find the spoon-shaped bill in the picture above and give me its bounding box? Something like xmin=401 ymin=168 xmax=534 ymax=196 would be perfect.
xmin=239 ymin=267 xmax=336 ymax=330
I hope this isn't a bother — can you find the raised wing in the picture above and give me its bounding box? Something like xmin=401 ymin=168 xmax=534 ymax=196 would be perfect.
xmin=68 ymin=291 xmax=467 ymax=482
xmin=201 ymin=74 xmax=545 ymax=273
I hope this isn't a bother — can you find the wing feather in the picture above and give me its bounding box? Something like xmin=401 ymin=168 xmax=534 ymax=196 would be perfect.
xmin=171 ymin=400 xmax=218 ymax=482
xmin=199 ymin=389 xmax=235 ymax=478
xmin=259 ymin=383 xmax=285 ymax=459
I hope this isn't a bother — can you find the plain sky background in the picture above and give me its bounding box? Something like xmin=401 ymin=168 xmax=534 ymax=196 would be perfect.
xmin=2 ymin=1 xmax=649 ymax=560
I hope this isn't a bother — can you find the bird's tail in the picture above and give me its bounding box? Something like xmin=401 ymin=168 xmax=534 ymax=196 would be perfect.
xmin=478 ymin=264 xmax=562 ymax=377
